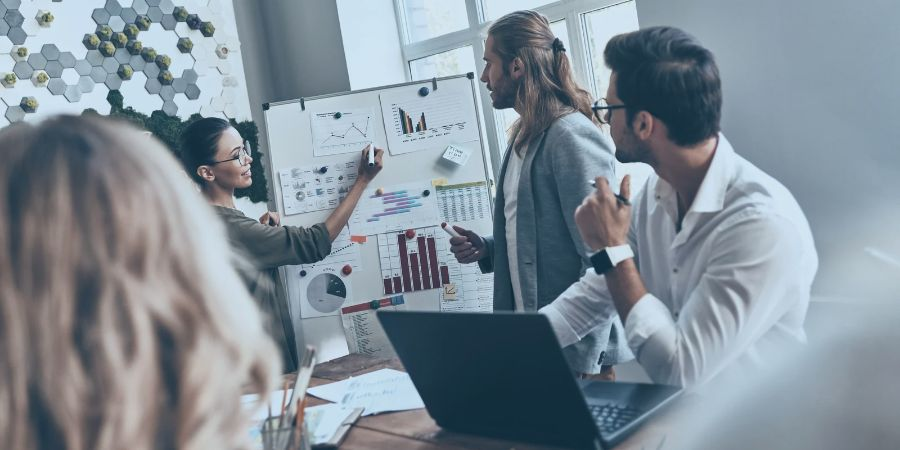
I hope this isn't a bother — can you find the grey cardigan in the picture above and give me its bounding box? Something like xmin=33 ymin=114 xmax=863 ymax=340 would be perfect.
xmin=478 ymin=112 xmax=631 ymax=373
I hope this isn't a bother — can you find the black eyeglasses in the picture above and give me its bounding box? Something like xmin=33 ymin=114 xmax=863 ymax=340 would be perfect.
xmin=591 ymin=98 xmax=626 ymax=125
xmin=210 ymin=141 xmax=251 ymax=166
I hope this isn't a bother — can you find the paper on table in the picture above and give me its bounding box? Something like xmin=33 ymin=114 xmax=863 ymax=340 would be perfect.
xmin=307 ymin=379 xmax=346 ymax=403
xmin=304 ymin=404 xmax=359 ymax=446
xmin=306 ymin=368 xmax=425 ymax=416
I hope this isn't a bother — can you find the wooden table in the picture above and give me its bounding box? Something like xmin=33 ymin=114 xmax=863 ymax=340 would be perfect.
xmin=300 ymin=354 xmax=677 ymax=449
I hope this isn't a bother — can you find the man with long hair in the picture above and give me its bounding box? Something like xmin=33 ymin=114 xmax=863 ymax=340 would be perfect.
xmin=542 ymin=27 xmax=817 ymax=386
xmin=450 ymin=10 xmax=629 ymax=376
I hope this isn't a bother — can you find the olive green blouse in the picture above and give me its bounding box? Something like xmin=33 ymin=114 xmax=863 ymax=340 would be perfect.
xmin=214 ymin=206 xmax=331 ymax=373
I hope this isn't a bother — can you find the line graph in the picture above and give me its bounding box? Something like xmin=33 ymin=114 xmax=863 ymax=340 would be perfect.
xmin=320 ymin=116 xmax=371 ymax=145
xmin=311 ymin=107 xmax=379 ymax=156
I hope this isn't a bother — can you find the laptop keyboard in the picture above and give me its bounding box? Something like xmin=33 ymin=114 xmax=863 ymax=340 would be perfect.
xmin=588 ymin=403 xmax=643 ymax=435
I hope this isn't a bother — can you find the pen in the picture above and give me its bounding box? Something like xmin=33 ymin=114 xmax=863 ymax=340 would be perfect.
xmin=367 ymin=143 xmax=375 ymax=167
xmin=278 ymin=380 xmax=289 ymax=428
xmin=441 ymin=222 xmax=462 ymax=238
xmin=589 ymin=179 xmax=630 ymax=205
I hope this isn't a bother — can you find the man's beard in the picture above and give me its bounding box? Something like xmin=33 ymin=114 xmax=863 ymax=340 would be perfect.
xmin=615 ymin=132 xmax=654 ymax=165
xmin=491 ymin=76 xmax=518 ymax=109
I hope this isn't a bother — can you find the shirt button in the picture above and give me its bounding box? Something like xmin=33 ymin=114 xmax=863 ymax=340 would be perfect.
xmin=673 ymin=267 xmax=679 ymax=273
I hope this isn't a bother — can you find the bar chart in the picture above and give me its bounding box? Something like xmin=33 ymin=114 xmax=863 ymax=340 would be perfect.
xmin=350 ymin=180 xmax=441 ymax=235
xmin=377 ymin=226 xmax=449 ymax=295
xmin=398 ymin=107 xmax=427 ymax=134
xmin=379 ymin=81 xmax=480 ymax=155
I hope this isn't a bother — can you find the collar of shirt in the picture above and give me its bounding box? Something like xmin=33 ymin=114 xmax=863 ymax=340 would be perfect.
xmin=649 ymin=133 xmax=737 ymax=243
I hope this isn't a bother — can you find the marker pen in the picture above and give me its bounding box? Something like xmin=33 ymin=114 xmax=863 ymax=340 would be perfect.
xmin=589 ymin=179 xmax=631 ymax=205
xmin=441 ymin=222 xmax=462 ymax=238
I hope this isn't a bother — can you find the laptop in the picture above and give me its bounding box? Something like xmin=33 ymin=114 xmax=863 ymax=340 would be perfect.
xmin=377 ymin=310 xmax=680 ymax=449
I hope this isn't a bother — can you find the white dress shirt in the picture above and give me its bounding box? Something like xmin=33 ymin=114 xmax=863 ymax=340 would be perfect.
xmin=540 ymin=134 xmax=818 ymax=386
xmin=503 ymin=149 xmax=525 ymax=312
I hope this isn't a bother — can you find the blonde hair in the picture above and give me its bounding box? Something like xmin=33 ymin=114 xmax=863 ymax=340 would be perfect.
xmin=488 ymin=10 xmax=596 ymax=153
xmin=0 ymin=115 xmax=279 ymax=450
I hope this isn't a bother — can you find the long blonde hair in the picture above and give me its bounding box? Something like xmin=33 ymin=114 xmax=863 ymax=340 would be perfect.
xmin=488 ymin=10 xmax=596 ymax=152
xmin=0 ymin=116 xmax=279 ymax=450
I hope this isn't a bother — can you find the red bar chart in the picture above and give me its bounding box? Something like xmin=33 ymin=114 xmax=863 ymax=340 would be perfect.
xmin=378 ymin=226 xmax=451 ymax=295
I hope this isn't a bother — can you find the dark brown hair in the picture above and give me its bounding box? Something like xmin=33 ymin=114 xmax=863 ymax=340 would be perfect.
xmin=488 ymin=10 xmax=595 ymax=153
xmin=604 ymin=26 xmax=722 ymax=146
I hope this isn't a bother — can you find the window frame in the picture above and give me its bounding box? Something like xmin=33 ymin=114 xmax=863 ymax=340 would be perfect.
xmin=392 ymin=0 xmax=636 ymax=178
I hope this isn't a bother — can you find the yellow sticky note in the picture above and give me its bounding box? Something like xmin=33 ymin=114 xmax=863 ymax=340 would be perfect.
xmin=442 ymin=283 xmax=457 ymax=300
xmin=432 ymin=178 xmax=448 ymax=187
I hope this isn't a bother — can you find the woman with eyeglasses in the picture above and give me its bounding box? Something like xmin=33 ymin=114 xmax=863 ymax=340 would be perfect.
xmin=179 ymin=117 xmax=383 ymax=373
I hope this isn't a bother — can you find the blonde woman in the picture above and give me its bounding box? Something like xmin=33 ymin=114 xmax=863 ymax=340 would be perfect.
xmin=0 ymin=115 xmax=279 ymax=450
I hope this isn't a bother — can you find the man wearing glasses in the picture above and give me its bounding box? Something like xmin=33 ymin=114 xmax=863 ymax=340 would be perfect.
xmin=540 ymin=27 xmax=818 ymax=387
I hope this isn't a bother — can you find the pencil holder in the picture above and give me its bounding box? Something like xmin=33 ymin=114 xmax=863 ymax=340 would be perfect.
xmin=260 ymin=416 xmax=311 ymax=450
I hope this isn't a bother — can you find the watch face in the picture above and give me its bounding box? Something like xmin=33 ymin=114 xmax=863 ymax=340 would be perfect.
xmin=590 ymin=250 xmax=614 ymax=274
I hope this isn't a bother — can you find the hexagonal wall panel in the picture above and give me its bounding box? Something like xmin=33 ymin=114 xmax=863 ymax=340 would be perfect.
xmin=26 ymin=52 xmax=45 ymax=69
xmin=91 ymin=8 xmax=110 ymax=25
xmin=44 ymin=60 xmax=63 ymax=78
xmin=47 ymin=77 xmax=66 ymax=95
xmin=65 ymin=85 xmax=82 ymax=103
xmin=0 ymin=0 xmax=247 ymax=123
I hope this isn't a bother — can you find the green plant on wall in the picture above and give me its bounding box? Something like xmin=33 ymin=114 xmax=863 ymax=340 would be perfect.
xmin=39 ymin=12 xmax=54 ymax=26
xmin=87 ymin=90 xmax=269 ymax=203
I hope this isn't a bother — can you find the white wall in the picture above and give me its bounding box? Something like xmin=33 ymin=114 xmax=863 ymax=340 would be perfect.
xmin=636 ymin=0 xmax=900 ymax=301
xmin=233 ymin=0 xmax=352 ymax=210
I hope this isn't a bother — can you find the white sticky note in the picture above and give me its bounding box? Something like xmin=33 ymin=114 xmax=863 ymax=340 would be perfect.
xmin=442 ymin=144 xmax=472 ymax=166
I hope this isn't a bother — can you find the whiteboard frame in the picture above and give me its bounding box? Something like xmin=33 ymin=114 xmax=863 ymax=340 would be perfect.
xmin=261 ymin=73 xmax=496 ymax=362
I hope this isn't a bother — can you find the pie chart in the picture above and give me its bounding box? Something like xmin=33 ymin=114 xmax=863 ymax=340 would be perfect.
xmin=305 ymin=272 xmax=348 ymax=314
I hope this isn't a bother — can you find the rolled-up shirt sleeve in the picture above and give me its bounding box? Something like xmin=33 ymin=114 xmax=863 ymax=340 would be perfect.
xmin=625 ymin=212 xmax=814 ymax=386
xmin=539 ymin=268 xmax=618 ymax=347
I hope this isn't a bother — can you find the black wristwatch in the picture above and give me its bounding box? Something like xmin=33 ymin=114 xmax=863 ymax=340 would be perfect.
xmin=590 ymin=244 xmax=634 ymax=274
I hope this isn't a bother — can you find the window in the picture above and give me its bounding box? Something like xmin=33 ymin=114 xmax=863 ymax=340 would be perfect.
xmin=394 ymin=0 xmax=647 ymax=187
xmin=409 ymin=46 xmax=477 ymax=80
xmin=583 ymin=2 xmax=640 ymax=105
xmin=483 ymin=0 xmax=556 ymax=20
xmin=400 ymin=0 xmax=470 ymax=43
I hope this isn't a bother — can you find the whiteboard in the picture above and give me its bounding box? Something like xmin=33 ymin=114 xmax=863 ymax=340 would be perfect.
xmin=262 ymin=74 xmax=495 ymax=362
